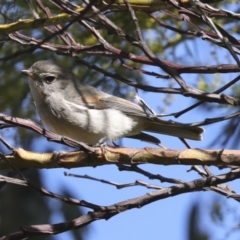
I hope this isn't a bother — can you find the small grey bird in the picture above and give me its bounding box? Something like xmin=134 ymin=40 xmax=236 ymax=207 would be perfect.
xmin=21 ymin=60 xmax=203 ymax=145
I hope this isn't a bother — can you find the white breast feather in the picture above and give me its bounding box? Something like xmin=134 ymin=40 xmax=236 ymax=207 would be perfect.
xmin=63 ymin=99 xmax=139 ymax=141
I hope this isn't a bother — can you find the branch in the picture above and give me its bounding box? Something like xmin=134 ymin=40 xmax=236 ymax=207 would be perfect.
xmin=64 ymin=172 xmax=162 ymax=189
xmin=0 ymin=7 xmax=85 ymax=34
xmin=2 ymin=166 xmax=240 ymax=239
xmin=0 ymin=0 xmax=190 ymax=35
xmin=1 ymin=147 xmax=240 ymax=170
xmin=9 ymin=31 xmax=240 ymax=74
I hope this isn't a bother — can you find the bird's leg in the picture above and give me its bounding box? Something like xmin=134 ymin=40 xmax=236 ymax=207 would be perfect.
xmin=94 ymin=137 xmax=108 ymax=147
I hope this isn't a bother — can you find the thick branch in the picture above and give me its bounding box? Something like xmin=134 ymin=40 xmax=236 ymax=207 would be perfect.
xmin=0 ymin=8 xmax=85 ymax=34
xmin=0 ymin=147 xmax=239 ymax=169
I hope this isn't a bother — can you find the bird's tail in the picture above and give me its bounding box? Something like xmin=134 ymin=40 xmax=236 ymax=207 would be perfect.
xmin=145 ymin=119 xmax=204 ymax=141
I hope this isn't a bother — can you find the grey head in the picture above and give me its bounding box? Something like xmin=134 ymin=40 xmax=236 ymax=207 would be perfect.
xmin=21 ymin=60 xmax=72 ymax=85
xmin=21 ymin=60 xmax=77 ymax=97
xmin=21 ymin=60 xmax=108 ymax=108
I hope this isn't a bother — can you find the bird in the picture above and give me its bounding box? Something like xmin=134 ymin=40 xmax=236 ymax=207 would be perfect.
xmin=21 ymin=60 xmax=204 ymax=145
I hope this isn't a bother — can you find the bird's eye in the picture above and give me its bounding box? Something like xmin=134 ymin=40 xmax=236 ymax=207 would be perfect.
xmin=44 ymin=75 xmax=56 ymax=83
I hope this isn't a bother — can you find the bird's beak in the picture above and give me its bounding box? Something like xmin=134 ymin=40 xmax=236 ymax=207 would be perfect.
xmin=21 ymin=69 xmax=33 ymax=79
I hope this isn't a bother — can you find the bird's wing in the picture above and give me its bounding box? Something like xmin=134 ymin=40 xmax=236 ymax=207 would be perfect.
xmin=67 ymin=82 xmax=147 ymax=117
xmin=96 ymin=96 xmax=147 ymax=117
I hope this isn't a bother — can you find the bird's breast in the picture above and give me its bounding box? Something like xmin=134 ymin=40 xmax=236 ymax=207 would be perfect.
xmin=35 ymin=97 xmax=143 ymax=144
